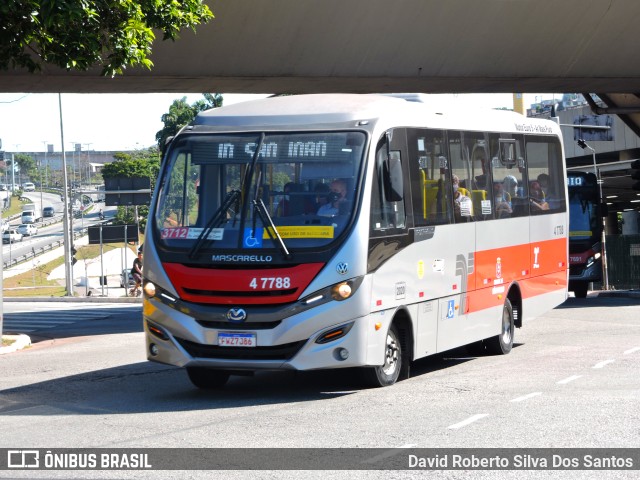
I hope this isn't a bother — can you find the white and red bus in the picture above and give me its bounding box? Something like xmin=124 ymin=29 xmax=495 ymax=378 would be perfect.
xmin=142 ymin=94 xmax=568 ymax=388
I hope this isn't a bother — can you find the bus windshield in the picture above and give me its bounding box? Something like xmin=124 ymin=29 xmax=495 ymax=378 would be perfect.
xmin=155 ymin=131 xmax=366 ymax=255
xmin=568 ymin=189 xmax=599 ymax=241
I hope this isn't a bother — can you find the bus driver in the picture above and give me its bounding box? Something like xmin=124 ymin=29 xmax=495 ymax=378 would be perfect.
xmin=318 ymin=179 xmax=347 ymax=216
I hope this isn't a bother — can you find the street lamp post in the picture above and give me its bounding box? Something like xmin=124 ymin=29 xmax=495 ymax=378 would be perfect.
xmin=39 ymin=159 xmax=44 ymax=225
xmin=577 ymin=139 xmax=610 ymax=290
xmin=42 ymin=141 xmax=49 ymax=188
xmin=83 ymin=143 xmax=93 ymax=187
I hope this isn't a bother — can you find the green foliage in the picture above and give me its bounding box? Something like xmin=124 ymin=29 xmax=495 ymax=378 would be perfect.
xmin=112 ymin=204 xmax=148 ymax=232
xmin=0 ymin=1 xmax=214 ymax=77
xmin=13 ymin=153 xmax=37 ymax=181
xmin=101 ymin=148 xmax=160 ymax=180
xmin=155 ymin=94 xmax=223 ymax=150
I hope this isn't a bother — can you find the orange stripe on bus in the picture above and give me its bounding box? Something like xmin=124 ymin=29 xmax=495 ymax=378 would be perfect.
xmin=466 ymin=238 xmax=567 ymax=313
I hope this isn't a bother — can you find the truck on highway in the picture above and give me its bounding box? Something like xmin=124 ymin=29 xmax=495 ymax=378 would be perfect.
xmin=21 ymin=202 xmax=42 ymax=223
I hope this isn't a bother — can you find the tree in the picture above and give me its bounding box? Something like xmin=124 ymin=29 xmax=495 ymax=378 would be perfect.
xmin=0 ymin=1 xmax=213 ymax=77
xmin=155 ymin=94 xmax=223 ymax=150
xmin=13 ymin=153 xmax=37 ymax=183
xmin=102 ymin=151 xmax=160 ymax=180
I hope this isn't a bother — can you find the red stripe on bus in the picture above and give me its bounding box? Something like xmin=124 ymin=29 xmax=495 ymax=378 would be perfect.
xmin=162 ymin=262 xmax=325 ymax=305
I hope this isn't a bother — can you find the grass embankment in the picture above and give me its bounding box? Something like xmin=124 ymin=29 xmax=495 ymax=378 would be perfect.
xmin=2 ymin=194 xmax=29 ymax=219
xmin=3 ymin=243 xmax=134 ymax=297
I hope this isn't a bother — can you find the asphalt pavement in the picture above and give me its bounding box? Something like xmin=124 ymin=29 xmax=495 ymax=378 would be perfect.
xmin=1 ymin=240 xmax=141 ymax=354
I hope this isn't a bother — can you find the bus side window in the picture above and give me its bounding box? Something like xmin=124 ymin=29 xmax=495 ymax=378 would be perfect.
xmin=525 ymin=136 xmax=566 ymax=213
xmin=489 ymin=133 xmax=526 ymax=218
xmin=449 ymin=130 xmax=479 ymax=223
xmin=407 ymin=128 xmax=451 ymax=226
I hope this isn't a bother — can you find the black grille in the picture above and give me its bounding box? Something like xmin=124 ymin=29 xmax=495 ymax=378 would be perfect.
xmin=183 ymin=288 xmax=297 ymax=297
xmin=175 ymin=337 xmax=307 ymax=361
xmin=196 ymin=320 xmax=281 ymax=330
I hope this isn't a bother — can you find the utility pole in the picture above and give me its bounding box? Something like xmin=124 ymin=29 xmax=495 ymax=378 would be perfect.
xmin=11 ymin=153 xmax=16 ymax=193
xmin=59 ymin=94 xmax=74 ymax=296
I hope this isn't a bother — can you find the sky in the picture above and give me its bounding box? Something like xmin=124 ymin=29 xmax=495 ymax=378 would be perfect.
xmin=0 ymin=92 xmax=562 ymax=153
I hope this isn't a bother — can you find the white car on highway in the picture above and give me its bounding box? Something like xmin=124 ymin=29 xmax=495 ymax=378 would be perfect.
xmin=2 ymin=228 xmax=23 ymax=244
xmin=17 ymin=224 xmax=38 ymax=236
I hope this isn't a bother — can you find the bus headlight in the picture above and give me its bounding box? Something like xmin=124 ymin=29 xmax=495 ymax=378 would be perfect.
xmin=586 ymin=252 xmax=601 ymax=268
xmin=332 ymin=282 xmax=352 ymax=300
xmin=143 ymin=281 xmax=157 ymax=297
xmin=301 ymin=276 xmax=363 ymax=306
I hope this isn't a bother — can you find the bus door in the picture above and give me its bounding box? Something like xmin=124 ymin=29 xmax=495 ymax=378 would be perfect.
xmin=431 ymin=131 xmax=478 ymax=352
xmin=475 ymin=134 xmax=529 ymax=304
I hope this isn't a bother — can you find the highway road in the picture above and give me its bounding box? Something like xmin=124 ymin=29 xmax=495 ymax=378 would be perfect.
xmin=1 ymin=192 xmax=110 ymax=266
xmin=0 ymin=296 xmax=638 ymax=478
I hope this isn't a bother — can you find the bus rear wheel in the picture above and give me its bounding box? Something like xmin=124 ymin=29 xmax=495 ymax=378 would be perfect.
xmin=363 ymin=324 xmax=402 ymax=387
xmin=187 ymin=367 xmax=230 ymax=389
xmin=485 ymin=298 xmax=514 ymax=355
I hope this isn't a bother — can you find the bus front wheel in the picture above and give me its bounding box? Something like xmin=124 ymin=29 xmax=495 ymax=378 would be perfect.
xmin=485 ymin=298 xmax=514 ymax=355
xmin=363 ymin=324 xmax=402 ymax=387
xmin=573 ymin=283 xmax=588 ymax=298
xmin=187 ymin=367 xmax=230 ymax=389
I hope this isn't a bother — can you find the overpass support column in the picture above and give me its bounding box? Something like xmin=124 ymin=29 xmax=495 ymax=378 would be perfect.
xmin=622 ymin=211 xmax=640 ymax=235
xmin=606 ymin=212 xmax=619 ymax=235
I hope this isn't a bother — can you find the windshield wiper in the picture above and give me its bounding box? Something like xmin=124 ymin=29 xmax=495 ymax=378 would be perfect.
xmin=188 ymin=189 xmax=240 ymax=259
xmin=236 ymin=133 xmax=265 ymax=233
xmin=253 ymin=197 xmax=291 ymax=259
xmin=248 ymin=167 xmax=290 ymax=259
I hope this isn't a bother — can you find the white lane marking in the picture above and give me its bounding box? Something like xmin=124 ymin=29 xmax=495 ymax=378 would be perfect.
xmin=624 ymin=347 xmax=640 ymax=355
xmin=593 ymin=359 xmax=615 ymax=369
xmin=557 ymin=375 xmax=583 ymax=385
xmin=447 ymin=414 xmax=489 ymax=430
xmin=510 ymin=392 xmax=542 ymax=403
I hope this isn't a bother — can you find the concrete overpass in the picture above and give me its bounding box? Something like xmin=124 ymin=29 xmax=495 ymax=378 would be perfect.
xmin=1 ymin=0 xmax=640 ymax=96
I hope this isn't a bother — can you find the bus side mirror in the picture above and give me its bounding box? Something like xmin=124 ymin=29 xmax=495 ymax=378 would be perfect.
xmin=384 ymin=152 xmax=404 ymax=202
xmin=600 ymin=202 xmax=609 ymax=217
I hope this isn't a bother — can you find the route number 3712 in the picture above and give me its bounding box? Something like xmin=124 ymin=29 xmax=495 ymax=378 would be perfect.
xmin=249 ymin=277 xmax=291 ymax=289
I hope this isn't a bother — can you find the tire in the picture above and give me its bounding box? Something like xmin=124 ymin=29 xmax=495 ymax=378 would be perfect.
xmin=187 ymin=367 xmax=230 ymax=389
xmin=573 ymin=283 xmax=588 ymax=298
xmin=485 ymin=298 xmax=514 ymax=355
xmin=363 ymin=324 xmax=402 ymax=387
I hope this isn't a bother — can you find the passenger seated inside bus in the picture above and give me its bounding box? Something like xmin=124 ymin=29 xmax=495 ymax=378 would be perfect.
xmin=503 ymin=175 xmax=519 ymax=199
xmin=494 ymin=182 xmax=512 ymax=218
xmin=305 ymin=183 xmax=330 ymax=214
xmin=452 ymin=175 xmax=473 ymax=220
xmin=275 ymin=182 xmax=297 ymax=216
xmin=317 ymin=179 xmax=348 ymax=217
xmin=537 ymin=173 xmax=550 ymax=197
xmin=529 ymin=181 xmax=549 ymax=211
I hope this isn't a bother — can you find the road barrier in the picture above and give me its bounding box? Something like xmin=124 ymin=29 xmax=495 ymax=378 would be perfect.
xmin=2 ymin=225 xmax=88 ymax=270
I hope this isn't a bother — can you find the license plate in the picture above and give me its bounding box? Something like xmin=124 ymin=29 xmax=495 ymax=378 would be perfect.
xmin=218 ymin=332 xmax=257 ymax=347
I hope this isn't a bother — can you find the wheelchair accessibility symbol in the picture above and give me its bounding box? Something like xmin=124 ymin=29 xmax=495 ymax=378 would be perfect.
xmin=446 ymin=300 xmax=455 ymax=319
xmin=244 ymin=228 xmax=263 ymax=248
